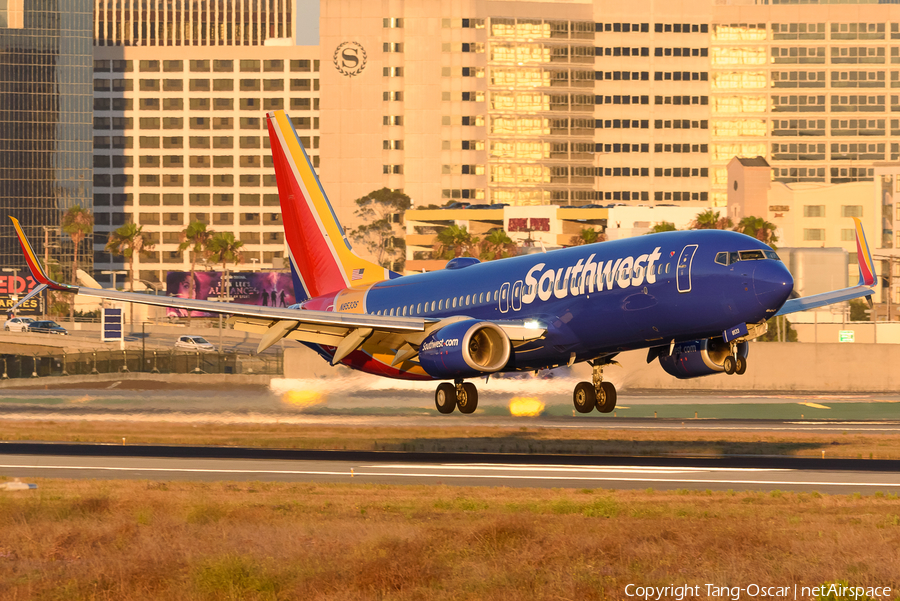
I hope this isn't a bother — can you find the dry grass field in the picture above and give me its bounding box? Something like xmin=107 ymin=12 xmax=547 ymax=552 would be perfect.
xmin=3 ymin=420 xmax=900 ymax=459
xmin=1 ymin=479 xmax=899 ymax=601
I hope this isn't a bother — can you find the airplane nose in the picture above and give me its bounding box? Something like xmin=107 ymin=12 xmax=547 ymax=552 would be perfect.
xmin=753 ymin=261 xmax=794 ymax=311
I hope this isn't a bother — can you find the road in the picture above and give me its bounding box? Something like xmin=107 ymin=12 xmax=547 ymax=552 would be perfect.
xmin=1 ymin=447 xmax=898 ymax=493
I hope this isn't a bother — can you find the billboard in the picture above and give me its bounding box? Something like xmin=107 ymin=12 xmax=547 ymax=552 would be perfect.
xmin=165 ymin=271 xmax=297 ymax=317
xmin=0 ymin=274 xmax=43 ymax=316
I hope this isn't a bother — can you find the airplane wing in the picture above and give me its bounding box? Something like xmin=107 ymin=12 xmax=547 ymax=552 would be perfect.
xmin=9 ymin=217 xmax=545 ymax=360
xmin=774 ymin=217 xmax=877 ymax=317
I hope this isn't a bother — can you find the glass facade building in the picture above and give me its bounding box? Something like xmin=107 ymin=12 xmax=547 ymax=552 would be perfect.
xmin=0 ymin=0 xmax=93 ymax=280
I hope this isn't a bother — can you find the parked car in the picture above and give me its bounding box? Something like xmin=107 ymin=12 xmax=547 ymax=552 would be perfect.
xmin=26 ymin=320 xmax=68 ymax=335
xmin=465 ymin=203 xmax=494 ymax=209
xmin=174 ymin=335 xmax=216 ymax=352
xmin=3 ymin=317 xmax=35 ymax=332
xmin=444 ymin=202 xmax=470 ymax=209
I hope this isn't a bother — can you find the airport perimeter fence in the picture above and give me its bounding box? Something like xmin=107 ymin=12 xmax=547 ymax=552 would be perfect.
xmin=0 ymin=348 xmax=283 ymax=380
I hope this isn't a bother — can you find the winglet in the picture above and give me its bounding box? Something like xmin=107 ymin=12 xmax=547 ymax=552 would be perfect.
xmin=853 ymin=217 xmax=877 ymax=287
xmin=8 ymin=216 xmax=77 ymax=293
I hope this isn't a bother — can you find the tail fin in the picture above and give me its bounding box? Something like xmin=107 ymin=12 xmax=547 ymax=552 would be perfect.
xmin=266 ymin=110 xmax=399 ymax=301
xmin=852 ymin=216 xmax=877 ymax=287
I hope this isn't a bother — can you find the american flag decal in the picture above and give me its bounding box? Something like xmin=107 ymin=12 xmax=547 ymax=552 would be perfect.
xmin=351 ymin=268 xmax=365 ymax=281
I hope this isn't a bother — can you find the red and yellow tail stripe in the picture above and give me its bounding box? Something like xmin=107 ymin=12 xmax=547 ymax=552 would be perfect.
xmin=266 ymin=111 xmax=396 ymax=300
xmin=853 ymin=216 xmax=877 ymax=287
xmin=9 ymin=217 xmax=77 ymax=292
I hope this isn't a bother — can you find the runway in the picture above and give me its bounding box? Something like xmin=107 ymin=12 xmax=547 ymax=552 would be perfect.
xmin=2 ymin=445 xmax=899 ymax=493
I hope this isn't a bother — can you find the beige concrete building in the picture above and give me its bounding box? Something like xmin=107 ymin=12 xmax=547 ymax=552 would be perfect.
xmin=91 ymin=0 xmax=317 ymax=288
xmin=318 ymin=0 xmax=900 ymax=233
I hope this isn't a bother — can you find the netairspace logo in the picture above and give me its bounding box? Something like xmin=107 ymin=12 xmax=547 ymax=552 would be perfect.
xmin=624 ymin=583 xmax=893 ymax=601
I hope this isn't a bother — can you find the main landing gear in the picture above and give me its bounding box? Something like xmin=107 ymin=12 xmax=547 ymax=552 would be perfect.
xmin=573 ymin=361 xmax=617 ymax=414
xmin=434 ymin=379 xmax=478 ymax=415
xmin=722 ymin=342 xmax=747 ymax=376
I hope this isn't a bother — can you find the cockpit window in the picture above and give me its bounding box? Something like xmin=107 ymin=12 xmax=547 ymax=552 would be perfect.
xmin=738 ymin=250 xmax=766 ymax=261
xmin=716 ymin=249 xmax=780 ymax=265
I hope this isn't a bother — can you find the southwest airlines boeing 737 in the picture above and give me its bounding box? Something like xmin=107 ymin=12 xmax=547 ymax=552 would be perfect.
xmin=9 ymin=110 xmax=879 ymax=415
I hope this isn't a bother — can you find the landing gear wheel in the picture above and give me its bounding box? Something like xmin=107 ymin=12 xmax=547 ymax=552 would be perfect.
xmin=735 ymin=356 xmax=747 ymax=375
xmin=457 ymin=382 xmax=478 ymax=414
xmin=723 ymin=355 xmax=736 ymax=375
xmin=573 ymin=382 xmax=596 ymax=414
xmin=596 ymin=381 xmax=617 ymax=413
xmin=435 ymin=382 xmax=456 ymax=414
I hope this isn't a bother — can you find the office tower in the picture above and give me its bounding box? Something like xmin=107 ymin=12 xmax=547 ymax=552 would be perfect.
xmin=0 ymin=0 xmax=94 ymax=284
xmin=91 ymin=0 xmax=319 ymax=287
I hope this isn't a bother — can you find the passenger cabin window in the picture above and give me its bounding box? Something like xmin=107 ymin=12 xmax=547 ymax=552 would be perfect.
xmin=417 ymin=303 xmax=422 ymax=313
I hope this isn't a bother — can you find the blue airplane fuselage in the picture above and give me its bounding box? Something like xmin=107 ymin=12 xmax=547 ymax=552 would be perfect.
xmin=300 ymin=229 xmax=794 ymax=375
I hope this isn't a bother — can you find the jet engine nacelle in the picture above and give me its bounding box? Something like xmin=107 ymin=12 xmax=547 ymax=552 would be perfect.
xmin=418 ymin=320 xmax=511 ymax=379
xmin=657 ymin=338 xmax=749 ymax=379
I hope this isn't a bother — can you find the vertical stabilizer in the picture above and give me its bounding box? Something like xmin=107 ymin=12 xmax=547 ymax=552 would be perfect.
xmin=266 ymin=111 xmax=398 ymax=301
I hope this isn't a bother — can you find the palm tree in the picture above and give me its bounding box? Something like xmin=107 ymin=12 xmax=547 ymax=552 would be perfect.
xmin=434 ymin=225 xmax=479 ymax=259
xmin=735 ymin=216 xmax=778 ymax=248
xmin=61 ymin=205 xmax=93 ymax=323
xmin=178 ymin=221 xmax=214 ymax=323
xmin=570 ymin=227 xmax=604 ymax=246
xmin=690 ymin=209 xmax=733 ymax=230
xmin=105 ymin=222 xmax=154 ymax=325
xmin=649 ymin=222 xmax=677 ymax=234
xmin=479 ymin=229 xmax=518 ymax=261
xmin=207 ymin=232 xmax=245 ymax=301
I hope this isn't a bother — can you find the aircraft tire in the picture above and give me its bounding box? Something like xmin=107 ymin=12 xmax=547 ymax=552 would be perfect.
xmin=735 ymin=356 xmax=747 ymax=375
xmin=723 ymin=355 xmax=736 ymax=375
xmin=597 ymin=382 xmax=617 ymax=413
xmin=435 ymin=383 xmax=456 ymax=414
xmin=458 ymin=382 xmax=478 ymax=414
xmin=573 ymin=382 xmax=596 ymax=413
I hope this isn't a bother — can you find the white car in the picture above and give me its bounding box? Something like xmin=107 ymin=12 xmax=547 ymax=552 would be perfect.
xmin=3 ymin=317 xmax=35 ymax=332
xmin=174 ymin=335 xmax=216 ymax=352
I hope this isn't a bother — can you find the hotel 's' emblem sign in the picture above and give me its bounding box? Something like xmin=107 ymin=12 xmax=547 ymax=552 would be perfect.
xmin=334 ymin=41 xmax=367 ymax=77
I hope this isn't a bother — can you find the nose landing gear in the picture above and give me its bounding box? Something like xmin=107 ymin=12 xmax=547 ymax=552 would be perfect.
xmin=434 ymin=379 xmax=479 ymax=414
xmin=573 ymin=361 xmax=617 ymax=415
xmin=723 ymin=342 xmax=748 ymax=376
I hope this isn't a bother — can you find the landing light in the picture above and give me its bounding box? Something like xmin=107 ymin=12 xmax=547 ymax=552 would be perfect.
xmin=509 ymin=397 xmax=544 ymax=417
xmin=524 ymin=319 xmax=542 ymax=330
xmin=282 ymin=390 xmax=323 ymax=410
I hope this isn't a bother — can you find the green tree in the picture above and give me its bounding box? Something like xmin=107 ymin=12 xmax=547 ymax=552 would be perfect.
xmin=61 ymin=205 xmax=93 ymax=322
xmin=849 ymin=298 xmax=871 ymax=321
xmin=479 ymin=229 xmax=518 ymax=261
xmin=434 ymin=224 xmax=479 ymax=259
xmin=178 ymin=221 xmax=214 ymax=319
xmin=735 ymin=216 xmax=778 ymax=248
xmin=649 ymin=222 xmax=677 ymax=234
xmin=690 ymin=209 xmax=733 ymax=230
xmin=105 ymin=222 xmax=154 ymax=325
xmin=757 ymin=315 xmax=798 ymax=342
xmin=346 ymin=187 xmax=411 ymax=271
xmin=208 ymin=232 xmax=245 ymax=301
xmin=569 ymin=227 xmax=605 ymax=246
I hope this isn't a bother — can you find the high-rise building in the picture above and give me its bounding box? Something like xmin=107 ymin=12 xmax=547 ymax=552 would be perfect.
xmin=318 ymin=0 xmax=900 ymax=239
xmin=91 ymin=0 xmax=319 ymax=287
xmin=0 ymin=0 xmax=94 ymax=281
